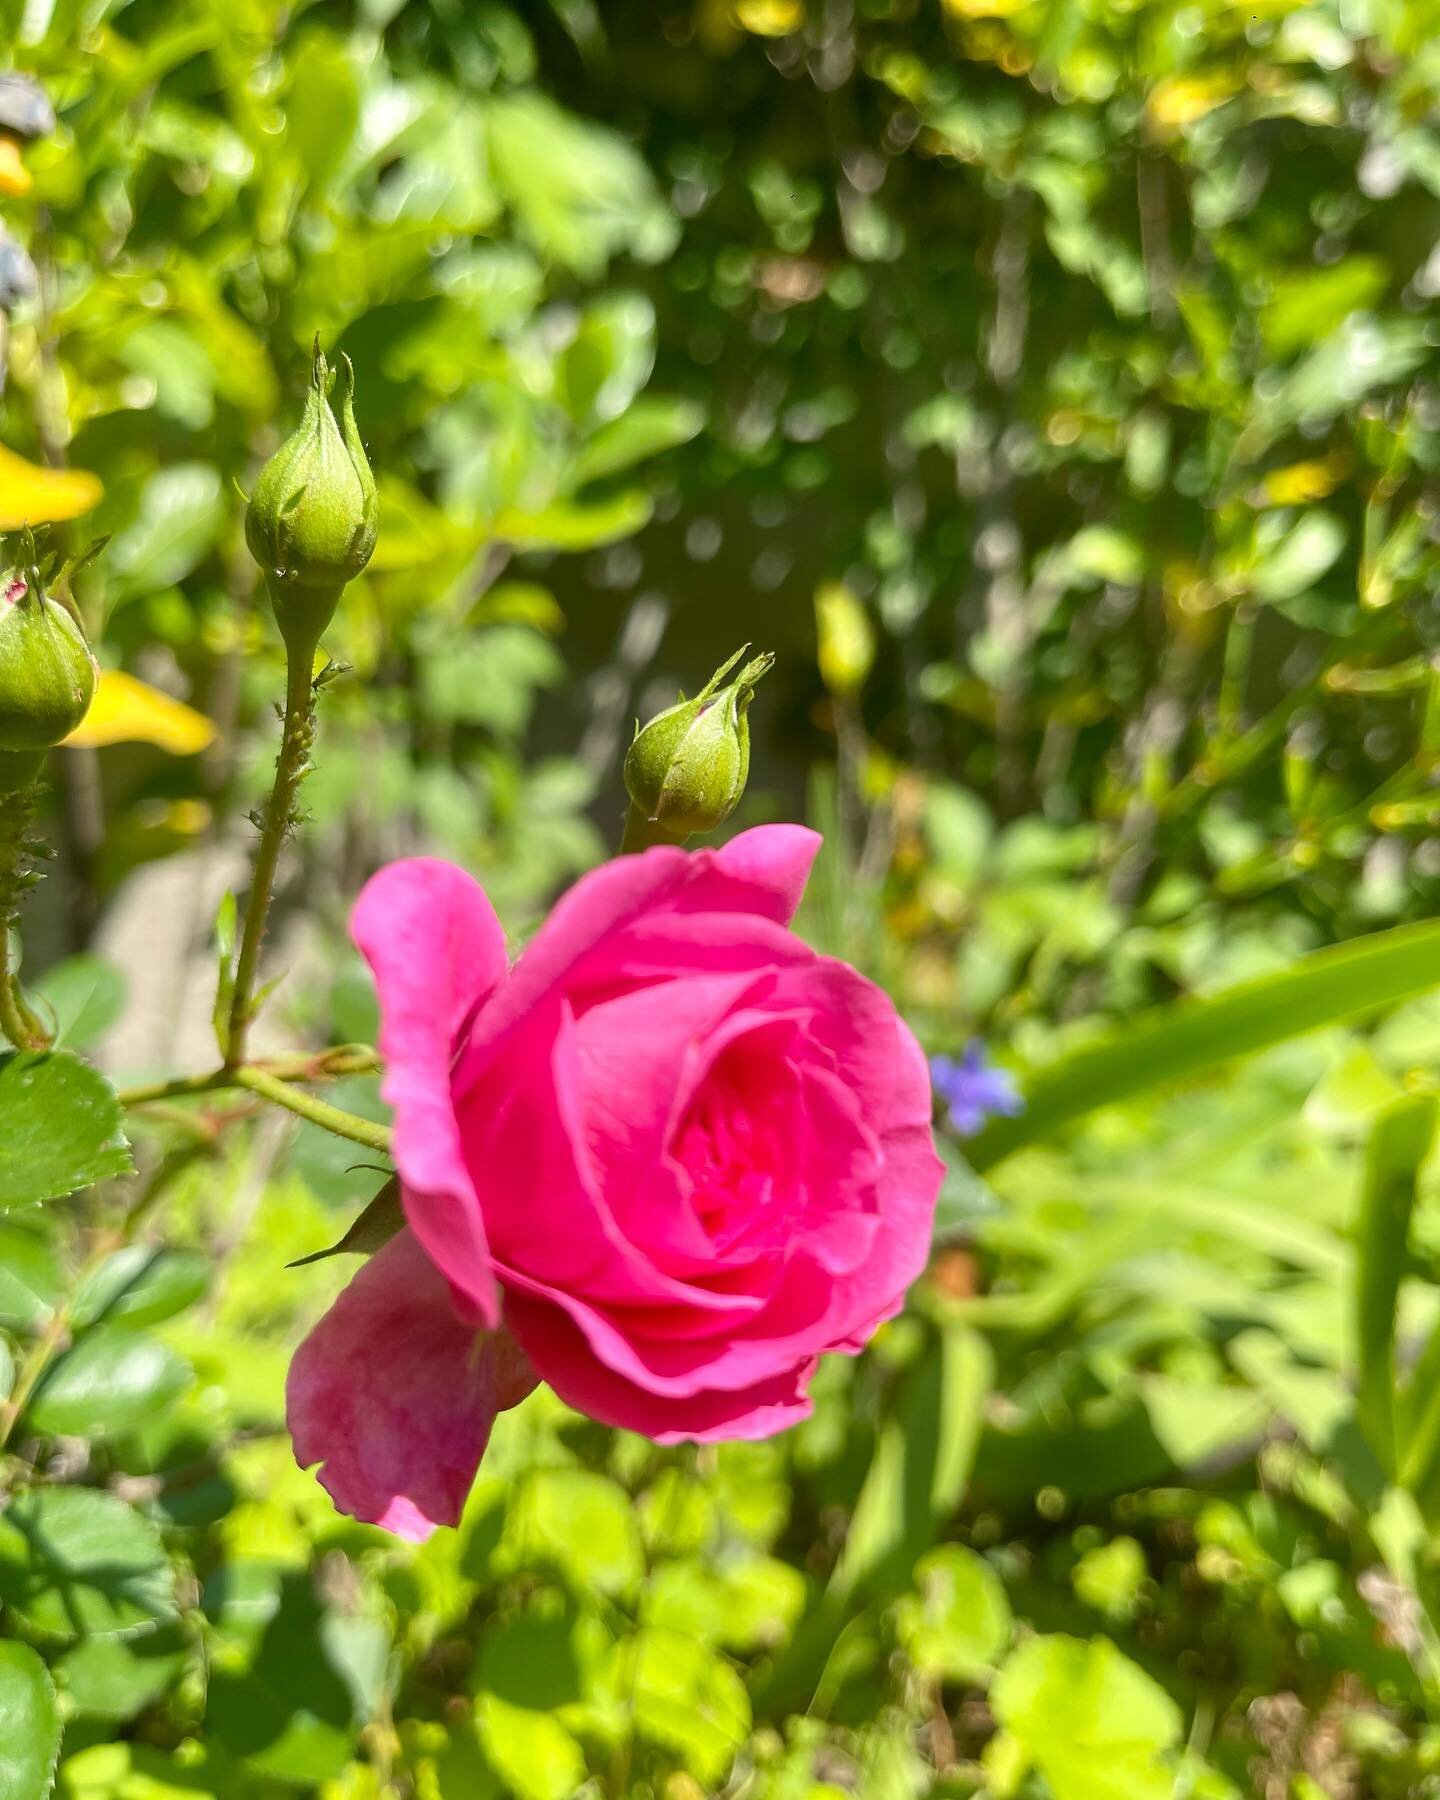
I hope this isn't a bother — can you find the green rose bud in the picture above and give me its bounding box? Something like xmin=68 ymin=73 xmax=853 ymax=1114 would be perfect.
xmin=0 ymin=553 xmax=96 ymax=774
xmin=245 ymin=340 xmax=377 ymax=652
xmin=623 ymin=646 xmax=773 ymax=846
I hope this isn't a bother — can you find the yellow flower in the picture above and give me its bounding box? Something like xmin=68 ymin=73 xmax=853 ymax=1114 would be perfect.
xmin=0 ymin=445 xmax=103 ymax=528
xmin=733 ymin=0 xmax=804 ymax=33
xmin=815 ymin=581 xmax=875 ymax=698
xmin=63 ymin=670 xmax=216 ymax=754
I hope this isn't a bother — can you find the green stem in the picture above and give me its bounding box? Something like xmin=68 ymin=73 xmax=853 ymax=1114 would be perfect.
xmin=620 ymin=803 xmax=689 ymax=856
xmin=224 ymin=640 xmax=318 ymax=1065
xmin=119 ymin=1044 xmax=380 ymax=1110
xmin=232 ymin=1065 xmax=392 ymax=1155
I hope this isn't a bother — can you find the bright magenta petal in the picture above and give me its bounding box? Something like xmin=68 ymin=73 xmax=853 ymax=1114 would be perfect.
xmin=504 ymin=1287 xmax=814 ymax=1442
xmin=287 ymin=1231 xmax=536 ymax=1541
xmin=698 ymin=824 xmax=822 ymax=925
xmin=351 ymin=858 xmax=509 ymax=1327
xmin=458 ymin=826 xmax=822 ymax=1091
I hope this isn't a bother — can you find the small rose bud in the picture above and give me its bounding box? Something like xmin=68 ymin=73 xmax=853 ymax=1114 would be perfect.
xmin=245 ymin=341 xmax=377 ymax=651
xmin=0 ymin=555 xmax=96 ymax=761
xmin=624 ymin=646 xmax=773 ymax=842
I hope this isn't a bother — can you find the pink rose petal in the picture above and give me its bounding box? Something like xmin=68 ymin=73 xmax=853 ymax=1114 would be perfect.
xmin=287 ymin=1230 xmax=535 ymax=1541
xmin=352 ymin=858 xmax=509 ymax=1327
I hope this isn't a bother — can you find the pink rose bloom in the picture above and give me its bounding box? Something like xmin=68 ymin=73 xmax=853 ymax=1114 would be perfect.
xmin=288 ymin=826 xmax=943 ymax=1539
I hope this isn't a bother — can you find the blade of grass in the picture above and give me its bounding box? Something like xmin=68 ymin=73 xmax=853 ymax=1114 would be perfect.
xmin=968 ymin=917 xmax=1440 ymax=1171
xmin=1355 ymin=1097 xmax=1435 ymax=1476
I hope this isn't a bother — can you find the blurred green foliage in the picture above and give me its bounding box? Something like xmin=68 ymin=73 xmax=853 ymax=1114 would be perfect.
xmin=4 ymin=0 xmax=1440 ymax=1796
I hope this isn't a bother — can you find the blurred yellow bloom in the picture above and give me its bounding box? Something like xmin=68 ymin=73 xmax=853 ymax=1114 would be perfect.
xmin=1262 ymin=457 xmax=1348 ymax=506
xmin=942 ymin=0 xmax=1030 ymax=19
xmin=0 ymin=137 xmax=30 ymax=196
xmin=0 ymin=445 xmax=103 ymax=528
xmin=815 ymin=581 xmax=875 ymax=698
xmin=1147 ymin=74 xmax=1239 ymax=132
xmin=159 ymin=798 xmax=213 ymax=835
xmin=733 ymin=0 xmax=804 ymax=33
xmin=64 ymin=669 xmax=217 ymax=754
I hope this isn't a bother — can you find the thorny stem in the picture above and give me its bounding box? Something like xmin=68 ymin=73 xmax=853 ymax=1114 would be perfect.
xmin=224 ymin=638 xmax=318 ymax=1066
xmin=119 ymin=1044 xmax=380 ymax=1110
xmin=119 ymin=1044 xmax=389 ymax=1156
xmin=232 ymin=1065 xmax=391 ymax=1155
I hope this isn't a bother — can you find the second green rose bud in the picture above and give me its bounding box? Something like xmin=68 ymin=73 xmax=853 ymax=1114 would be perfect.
xmin=0 ymin=546 xmax=97 ymax=793
xmin=623 ymin=646 xmax=773 ymax=848
xmin=245 ymin=340 xmax=377 ymax=655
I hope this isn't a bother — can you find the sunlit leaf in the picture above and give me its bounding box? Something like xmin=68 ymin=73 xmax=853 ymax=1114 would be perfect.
xmin=0 ymin=1487 xmax=174 ymax=1642
xmin=0 ymin=1642 xmax=60 ymax=1800
xmin=0 ymin=1051 xmax=132 ymax=1208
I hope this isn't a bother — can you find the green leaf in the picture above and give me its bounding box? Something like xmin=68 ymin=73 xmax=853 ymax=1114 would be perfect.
xmin=1354 ymin=1097 xmax=1436 ymax=1475
xmin=499 ymin=1469 xmax=643 ymax=1599
xmin=108 ymin=463 xmax=225 ymax=602
xmin=71 ymin=1247 xmax=210 ymax=1331
xmin=0 ymin=1052 xmax=133 ymax=1209
xmin=616 ymin=1629 xmax=751 ymax=1789
xmin=1072 ymin=1537 xmax=1148 ymax=1621
xmin=0 ymin=1487 xmax=174 ymax=1641
xmin=53 ymin=1742 xmax=239 ymax=1798
xmin=570 ymin=396 xmax=704 ymax=488
xmin=205 ymin=1576 xmax=357 ymax=1784
xmin=0 ymin=1642 xmax=60 ymax=1800
xmin=894 ymin=1545 xmax=1013 ymax=1681
xmin=969 ymin=917 xmax=1440 ymax=1171
xmin=492 ymin=490 xmax=652 ymax=550
xmin=1250 ymin=511 xmax=1345 ymax=604
xmin=486 ymin=92 xmax=677 ymax=278
xmin=32 ymin=956 xmax=127 ymax=1052
xmin=27 ymin=1325 xmax=191 ymax=1437
xmin=757 ymin=1326 xmax=991 ymax=1714
xmin=991 ymin=1634 xmax=1182 ymax=1800
xmin=1260 ymin=257 xmax=1389 ymax=358
xmin=557 ymin=293 xmax=656 ymax=426
xmin=833 ymin=1324 xmax=991 ymax=1598
xmin=0 ymin=1223 xmax=61 ymax=1329
xmin=475 ymin=1695 xmax=586 ymax=1800
xmin=52 ymin=1629 xmax=188 ymax=1724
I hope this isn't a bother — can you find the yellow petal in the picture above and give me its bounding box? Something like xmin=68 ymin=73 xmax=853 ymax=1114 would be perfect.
xmin=0 ymin=444 xmax=103 ymax=528
xmin=63 ymin=669 xmax=217 ymax=754
xmin=0 ymin=138 xmax=31 ymax=197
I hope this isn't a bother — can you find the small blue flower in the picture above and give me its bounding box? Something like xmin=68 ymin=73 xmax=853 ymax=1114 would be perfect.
xmin=931 ymin=1041 xmax=1023 ymax=1137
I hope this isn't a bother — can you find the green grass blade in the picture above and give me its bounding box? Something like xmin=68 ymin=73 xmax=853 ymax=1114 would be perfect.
xmin=1355 ymin=1096 xmax=1436 ymax=1476
xmin=967 ymin=918 xmax=1440 ymax=1172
